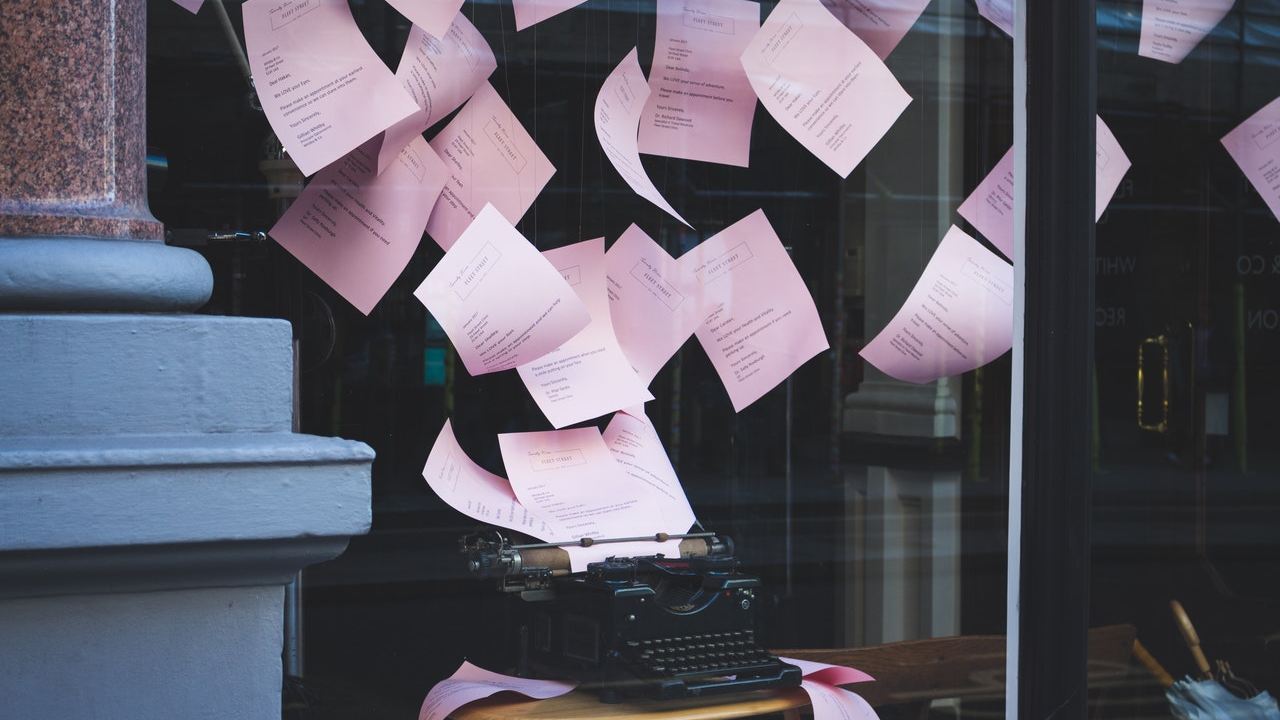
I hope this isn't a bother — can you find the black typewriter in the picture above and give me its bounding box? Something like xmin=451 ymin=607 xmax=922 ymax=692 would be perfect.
xmin=461 ymin=529 xmax=802 ymax=702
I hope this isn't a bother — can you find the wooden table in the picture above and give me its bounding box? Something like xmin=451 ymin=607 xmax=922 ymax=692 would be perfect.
xmin=451 ymin=625 xmax=1139 ymax=720
xmin=452 ymin=687 xmax=812 ymax=720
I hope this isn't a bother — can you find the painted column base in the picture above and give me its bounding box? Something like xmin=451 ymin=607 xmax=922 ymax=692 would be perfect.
xmin=0 ymin=313 xmax=372 ymax=720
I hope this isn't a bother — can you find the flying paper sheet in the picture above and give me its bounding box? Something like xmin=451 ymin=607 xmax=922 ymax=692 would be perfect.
xmin=243 ymin=0 xmax=419 ymax=176
xmin=498 ymin=427 xmax=685 ymax=569
xmin=637 ymin=0 xmax=761 ymax=168
xmin=859 ymin=226 xmax=1012 ymax=383
xmin=413 ymin=204 xmax=591 ymax=376
xmin=974 ymin=0 xmax=1013 ymax=35
xmin=171 ymin=0 xmax=205 ymax=13
xmin=512 ymin=0 xmax=587 ymax=31
xmin=418 ymin=661 xmax=576 ymax=720
xmin=270 ymin=136 xmax=447 ymax=314
xmin=817 ymin=0 xmax=931 ymax=59
xmin=425 ymin=82 xmax=557 ymax=250
xmin=603 ymin=409 xmax=697 ymax=533
xmin=957 ymin=116 xmax=1131 ymax=259
xmin=1221 ymin=95 xmax=1280 ymax=226
xmin=605 ymin=224 xmax=702 ymax=383
xmin=740 ymin=0 xmax=912 ymax=178
xmin=377 ymin=14 xmax=498 ymax=174
xmin=597 ymin=49 xmax=693 ymax=227
xmin=422 ymin=419 xmax=566 ymax=540
xmin=684 ymin=210 xmax=830 ymax=411
xmin=516 ymin=239 xmax=655 ymax=429
xmin=386 ymin=0 xmax=465 ymax=40
xmin=1139 ymin=0 xmax=1235 ymax=64
xmin=776 ymin=657 xmax=878 ymax=720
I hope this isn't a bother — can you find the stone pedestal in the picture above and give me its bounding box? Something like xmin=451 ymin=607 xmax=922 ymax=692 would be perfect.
xmin=0 ymin=2 xmax=373 ymax=718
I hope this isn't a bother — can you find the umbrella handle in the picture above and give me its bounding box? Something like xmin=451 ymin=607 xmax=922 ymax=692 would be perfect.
xmin=1171 ymin=599 xmax=1213 ymax=679
xmin=1133 ymin=639 xmax=1175 ymax=689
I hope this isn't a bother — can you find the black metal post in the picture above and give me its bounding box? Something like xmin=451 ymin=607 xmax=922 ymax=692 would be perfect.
xmin=1019 ymin=0 xmax=1095 ymax=717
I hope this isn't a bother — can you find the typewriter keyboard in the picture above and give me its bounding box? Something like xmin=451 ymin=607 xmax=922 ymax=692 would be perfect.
xmin=624 ymin=630 xmax=778 ymax=677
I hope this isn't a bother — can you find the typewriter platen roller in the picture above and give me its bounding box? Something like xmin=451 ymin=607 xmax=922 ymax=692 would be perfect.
xmin=460 ymin=529 xmax=802 ymax=702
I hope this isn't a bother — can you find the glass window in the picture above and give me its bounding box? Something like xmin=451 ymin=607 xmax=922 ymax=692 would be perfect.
xmin=148 ymin=0 xmax=1016 ymax=715
xmin=1090 ymin=0 xmax=1280 ymax=713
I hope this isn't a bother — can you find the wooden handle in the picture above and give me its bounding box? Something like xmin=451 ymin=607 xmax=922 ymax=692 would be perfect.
xmin=1170 ymin=600 xmax=1213 ymax=679
xmin=1132 ymin=639 xmax=1175 ymax=688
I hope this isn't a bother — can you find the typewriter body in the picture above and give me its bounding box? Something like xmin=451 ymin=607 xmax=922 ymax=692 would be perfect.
xmin=461 ymin=529 xmax=802 ymax=702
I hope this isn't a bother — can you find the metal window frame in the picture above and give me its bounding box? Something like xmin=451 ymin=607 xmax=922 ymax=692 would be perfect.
xmin=1007 ymin=0 xmax=1097 ymax=716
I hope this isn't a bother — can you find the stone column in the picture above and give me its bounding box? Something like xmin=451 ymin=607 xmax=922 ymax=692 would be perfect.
xmin=0 ymin=2 xmax=373 ymax=719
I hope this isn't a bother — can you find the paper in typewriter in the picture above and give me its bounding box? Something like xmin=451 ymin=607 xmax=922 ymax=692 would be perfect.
xmin=414 ymin=204 xmax=591 ymax=376
xmin=422 ymin=420 xmax=566 ymax=541
xmin=270 ymin=136 xmax=448 ymax=315
xmin=1139 ymin=0 xmax=1235 ymax=64
xmin=376 ymin=14 xmax=497 ymax=175
xmin=498 ymin=427 xmax=687 ymax=570
xmin=1221 ymin=95 xmax=1280 ymax=227
xmin=637 ymin=0 xmax=761 ymax=168
xmin=425 ymin=82 xmax=556 ymax=250
xmin=385 ymin=0 xmax=464 ymax=40
xmin=603 ymin=409 xmax=696 ymax=534
xmin=859 ymin=226 xmax=1012 ymax=384
xmin=516 ymin=239 xmax=654 ymax=429
xmin=739 ymin=0 xmax=911 ymax=178
xmin=605 ymin=224 xmax=702 ymax=384
xmin=684 ymin=210 xmax=829 ymax=412
xmin=597 ymin=49 xmax=693 ymax=227
xmin=419 ymin=661 xmax=576 ymax=720
xmin=957 ymin=116 xmax=1131 ymax=259
xmin=243 ymin=0 xmax=419 ymax=177
xmin=817 ymin=0 xmax=930 ymax=60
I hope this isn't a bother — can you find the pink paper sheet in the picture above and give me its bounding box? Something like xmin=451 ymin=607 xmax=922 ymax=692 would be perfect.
xmin=817 ymin=0 xmax=930 ymax=59
xmin=605 ymin=224 xmax=702 ymax=384
xmin=1221 ymin=95 xmax=1280 ymax=226
xmin=498 ymin=427 xmax=685 ymax=570
xmin=974 ymin=0 xmax=1013 ymax=35
xmin=243 ymin=0 xmax=419 ymax=177
xmin=597 ymin=49 xmax=693 ymax=227
xmin=516 ymin=239 xmax=654 ymax=428
xmin=778 ymin=656 xmax=876 ymax=686
xmin=776 ymin=656 xmax=879 ymax=720
xmin=270 ymin=136 xmax=447 ymax=314
xmin=859 ymin=226 xmax=1012 ymax=384
xmin=422 ymin=419 xmax=566 ymax=540
xmin=684 ymin=210 xmax=829 ymax=411
xmin=171 ymin=0 xmax=205 ymax=13
xmin=425 ymin=82 xmax=556 ymax=250
xmin=413 ymin=204 xmax=591 ymax=376
xmin=512 ymin=0 xmax=587 ymax=31
xmin=740 ymin=0 xmax=912 ymax=178
xmin=603 ymin=410 xmax=697 ymax=533
xmin=419 ymin=661 xmax=576 ymax=720
xmin=1139 ymin=0 xmax=1235 ymax=64
xmin=637 ymin=0 xmax=761 ymax=168
xmin=377 ymin=15 xmax=497 ymax=174
xmin=386 ymin=0 xmax=465 ymax=39
xmin=957 ymin=116 xmax=1131 ymax=259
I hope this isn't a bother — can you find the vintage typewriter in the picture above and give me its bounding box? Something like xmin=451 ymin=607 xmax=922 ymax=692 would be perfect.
xmin=461 ymin=529 xmax=802 ymax=702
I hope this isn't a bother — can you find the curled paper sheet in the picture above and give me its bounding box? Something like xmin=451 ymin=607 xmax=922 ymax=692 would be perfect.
xmin=777 ymin=656 xmax=879 ymax=720
xmin=418 ymin=661 xmax=576 ymax=720
xmin=1221 ymin=95 xmax=1280 ymax=227
xmin=740 ymin=0 xmax=911 ymax=177
xmin=597 ymin=49 xmax=694 ymax=227
xmin=243 ymin=0 xmax=418 ymax=176
xmin=859 ymin=226 xmax=1013 ymax=384
xmin=1139 ymin=0 xmax=1235 ymax=64
xmin=414 ymin=204 xmax=591 ymax=376
xmin=517 ymin=239 xmax=654 ymax=429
